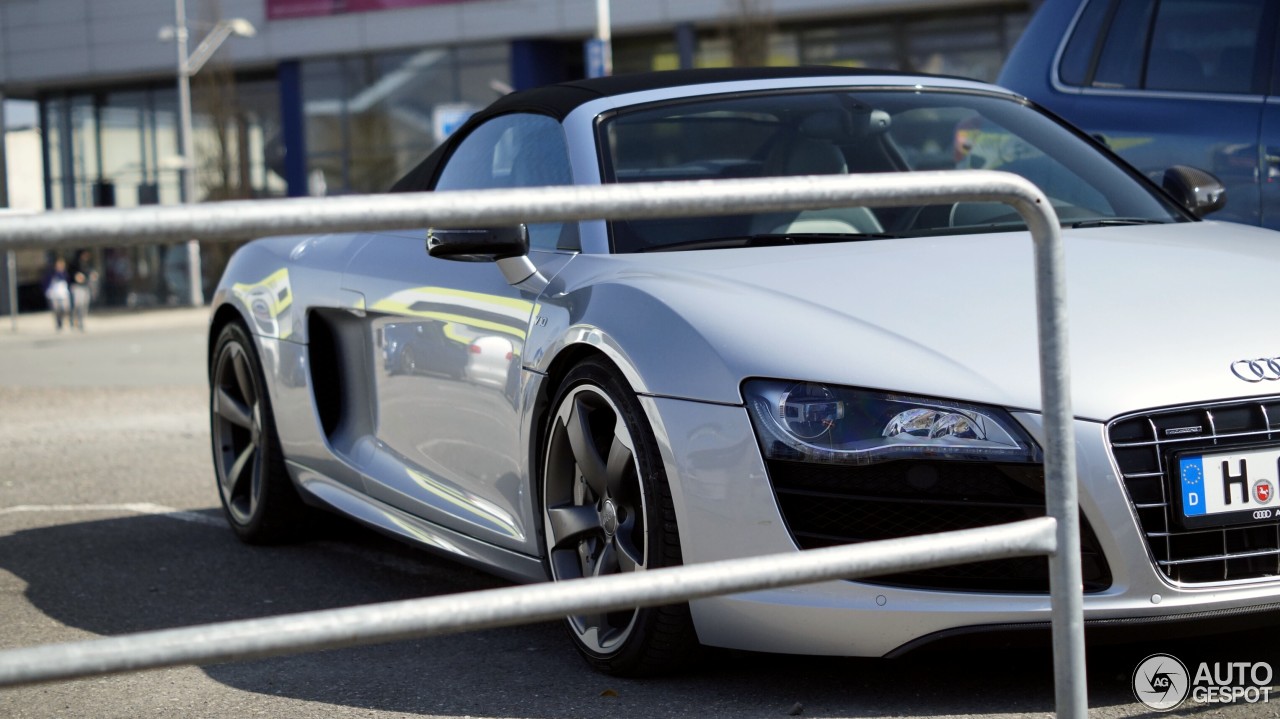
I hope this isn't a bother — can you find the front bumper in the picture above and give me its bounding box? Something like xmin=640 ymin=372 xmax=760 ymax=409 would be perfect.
xmin=645 ymin=397 xmax=1280 ymax=657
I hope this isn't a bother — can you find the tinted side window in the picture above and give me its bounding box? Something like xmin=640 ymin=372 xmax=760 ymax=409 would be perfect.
xmin=1144 ymin=0 xmax=1267 ymax=93
xmin=1061 ymin=0 xmax=1270 ymax=94
xmin=1060 ymin=0 xmax=1116 ymax=86
xmin=1092 ymin=0 xmax=1155 ymax=89
xmin=435 ymin=113 xmax=575 ymax=250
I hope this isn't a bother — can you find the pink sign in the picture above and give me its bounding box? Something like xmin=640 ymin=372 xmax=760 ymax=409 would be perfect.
xmin=267 ymin=0 xmax=476 ymax=20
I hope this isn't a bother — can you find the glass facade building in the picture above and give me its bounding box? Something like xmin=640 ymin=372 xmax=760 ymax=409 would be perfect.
xmin=39 ymin=73 xmax=285 ymax=305
xmin=31 ymin=44 xmax=514 ymax=307
xmin=301 ymin=43 xmax=510 ymax=195
xmin=13 ymin=1 xmax=1031 ymax=309
xmin=614 ymin=4 xmax=1030 ymax=83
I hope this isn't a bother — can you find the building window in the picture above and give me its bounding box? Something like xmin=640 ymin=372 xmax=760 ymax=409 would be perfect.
xmin=612 ymin=4 xmax=1031 ymax=84
xmin=37 ymin=72 xmax=284 ymax=307
xmin=801 ymin=24 xmax=900 ymax=70
xmin=301 ymin=43 xmax=511 ymax=195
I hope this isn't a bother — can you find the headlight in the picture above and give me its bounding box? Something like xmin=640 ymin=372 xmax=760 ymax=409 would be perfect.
xmin=743 ymin=380 xmax=1040 ymax=465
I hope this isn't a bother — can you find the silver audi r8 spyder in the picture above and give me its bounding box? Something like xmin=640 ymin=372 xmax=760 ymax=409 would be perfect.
xmin=208 ymin=67 xmax=1280 ymax=675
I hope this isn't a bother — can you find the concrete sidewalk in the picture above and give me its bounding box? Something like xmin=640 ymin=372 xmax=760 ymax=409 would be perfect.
xmin=0 ymin=307 xmax=210 ymax=387
xmin=0 ymin=306 xmax=210 ymax=342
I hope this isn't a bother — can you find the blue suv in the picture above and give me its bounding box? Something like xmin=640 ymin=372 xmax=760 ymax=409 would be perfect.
xmin=999 ymin=0 xmax=1280 ymax=228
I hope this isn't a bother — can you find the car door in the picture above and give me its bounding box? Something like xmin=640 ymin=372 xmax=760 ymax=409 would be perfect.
xmin=1042 ymin=0 xmax=1276 ymax=226
xmin=339 ymin=112 xmax=575 ymax=554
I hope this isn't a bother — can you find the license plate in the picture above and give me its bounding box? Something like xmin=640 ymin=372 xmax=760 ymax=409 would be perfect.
xmin=1176 ymin=446 xmax=1280 ymax=529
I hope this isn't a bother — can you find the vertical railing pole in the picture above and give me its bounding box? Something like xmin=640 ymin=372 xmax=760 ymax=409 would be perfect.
xmin=5 ymin=250 xmax=15 ymax=331
xmin=173 ymin=0 xmax=204 ymax=308
xmin=1021 ymin=197 xmax=1087 ymax=719
xmin=0 ymin=93 xmax=13 ymax=331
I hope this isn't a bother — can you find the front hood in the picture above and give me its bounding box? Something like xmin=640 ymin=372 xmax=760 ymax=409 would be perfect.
xmin=606 ymin=221 xmax=1280 ymax=421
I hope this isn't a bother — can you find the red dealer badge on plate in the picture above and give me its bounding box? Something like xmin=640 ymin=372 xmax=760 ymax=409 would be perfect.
xmin=1255 ymin=479 xmax=1274 ymax=504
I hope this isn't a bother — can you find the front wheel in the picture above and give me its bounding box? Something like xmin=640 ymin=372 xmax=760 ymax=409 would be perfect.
xmin=541 ymin=359 xmax=698 ymax=675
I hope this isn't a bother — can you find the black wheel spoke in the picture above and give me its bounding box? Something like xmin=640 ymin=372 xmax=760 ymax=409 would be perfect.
xmin=593 ymin=541 xmax=618 ymax=577
xmin=546 ymin=504 xmax=601 ymax=550
xmin=566 ymin=397 xmax=608 ymax=498
xmin=225 ymin=442 xmax=256 ymax=497
xmin=604 ymin=434 xmax=633 ymax=500
xmin=231 ymin=349 xmax=257 ymax=407
xmin=215 ymin=387 xmax=254 ymax=430
xmin=614 ymin=519 xmax=643 ymax=573
xmin=248 ymin=454 xmax=262 ymax=517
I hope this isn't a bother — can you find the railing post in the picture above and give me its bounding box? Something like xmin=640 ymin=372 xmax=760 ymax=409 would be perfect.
xmin=5 ymin=250 xmax=15 ymax=331
xmin=1013 ymin=193 xmax=1087 ymax=719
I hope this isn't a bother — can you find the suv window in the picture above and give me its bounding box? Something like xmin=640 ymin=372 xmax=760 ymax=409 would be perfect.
xmin=1060 ymin=0 xmax=1270 ymax=94
xmin=434 ymin=113 xmax=576 ymax=251
xmin=1059 ymin=0 xmax=1114 ymax=86
xmin=1092 ymin=0 xmax=1154 ymax=89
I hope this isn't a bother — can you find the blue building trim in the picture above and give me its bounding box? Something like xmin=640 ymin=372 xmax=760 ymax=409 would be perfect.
xmin=278 ymin=60 xmax=307 ymax=197
xmin=38 ymin=94 xmax=54 ymax=211
xmin=511 ymin=39 xmax=571 ymax=90
xmin=676 ymin=23 xmax=697 ymax=70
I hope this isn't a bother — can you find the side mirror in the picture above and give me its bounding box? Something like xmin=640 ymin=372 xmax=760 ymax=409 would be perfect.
xmin=426 ymin=225 xmax=528 ymax=262
xmin=1162 ymin=165 xmax=1226 ymax=219
xmin=426 ymin=224 xmax=542 ymax=287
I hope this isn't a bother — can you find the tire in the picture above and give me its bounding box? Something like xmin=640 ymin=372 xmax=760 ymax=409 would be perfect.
xmin=400 ymin=345 xmax=418 ymax=375
xmin=540 ymin=358 xmax=699 ymax=675
xmin=210 ymin=321 xmax=311 ymax=544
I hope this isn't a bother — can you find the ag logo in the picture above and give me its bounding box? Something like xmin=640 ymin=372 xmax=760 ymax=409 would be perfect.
xmin=1133 ymin=654 xmax=1190 ymax=711
xmin=1255 ymin=479 xmax=1273 ymax=504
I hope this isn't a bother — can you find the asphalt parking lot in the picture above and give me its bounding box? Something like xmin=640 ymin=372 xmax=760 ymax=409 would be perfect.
xmin=1 ymin=308 xmax=1277 ymax=718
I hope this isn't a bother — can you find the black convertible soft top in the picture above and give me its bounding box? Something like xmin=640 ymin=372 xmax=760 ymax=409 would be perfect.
xmin=388 ymin=66 xmax=927 ymax=193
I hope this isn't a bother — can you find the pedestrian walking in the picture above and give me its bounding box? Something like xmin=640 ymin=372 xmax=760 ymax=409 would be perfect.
xmin=43 ymin=257 xmax=71 ymax=331
xmin=69 ymin=249 xmax=96 ymax=331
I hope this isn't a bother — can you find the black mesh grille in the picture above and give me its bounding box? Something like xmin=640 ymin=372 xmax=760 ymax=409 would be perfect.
xmin=766 ymin=459 xmax=1112 ymax=594
xmin=1107 ymin=398 xmax=1280 ymax=584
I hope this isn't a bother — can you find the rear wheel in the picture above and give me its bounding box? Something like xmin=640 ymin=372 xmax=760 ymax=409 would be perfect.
xmin=541 ymin=359 xmax=698 ymax=675
xmin=210 ymin=321 xmax=311 ymax=544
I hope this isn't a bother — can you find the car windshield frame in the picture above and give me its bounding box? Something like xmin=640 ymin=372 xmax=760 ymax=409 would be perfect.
xmin=594 ymin=86 xmax=1191 ymax=254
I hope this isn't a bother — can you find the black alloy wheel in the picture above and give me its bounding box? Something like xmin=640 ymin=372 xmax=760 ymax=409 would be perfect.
xmin=541 ymin=358 xmax=698 ymax=675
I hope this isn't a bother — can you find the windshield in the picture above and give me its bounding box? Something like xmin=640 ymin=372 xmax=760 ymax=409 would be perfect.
xmin=598 ymin=89 xmax=1186 ymax=253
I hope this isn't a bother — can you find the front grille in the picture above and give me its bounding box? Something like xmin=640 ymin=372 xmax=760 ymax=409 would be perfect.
xmin=1108 ymin=397 xmax=1280 ymax=584
xmin=766 ymin=459 xmax=1112 ymax=594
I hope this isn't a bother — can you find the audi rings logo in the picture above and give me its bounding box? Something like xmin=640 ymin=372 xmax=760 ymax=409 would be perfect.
xmin=1231 ymin=358 xmax=1280 ymax=383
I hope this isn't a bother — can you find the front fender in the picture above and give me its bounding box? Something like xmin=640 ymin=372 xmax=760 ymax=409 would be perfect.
xmin=526 ymin=281 xmax=744 ymax=405
xmin=211 ymin=239 xmax=300 ymax=342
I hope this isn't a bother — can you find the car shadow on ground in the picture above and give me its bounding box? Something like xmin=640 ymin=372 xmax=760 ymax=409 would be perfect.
xmin=2 ymin=511 xmax=1278 ymax=718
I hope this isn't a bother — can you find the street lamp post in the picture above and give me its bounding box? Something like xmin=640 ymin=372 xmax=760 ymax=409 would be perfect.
xmin=173 ymin=0 xmax=200 ymax=307
xmin=586 ymin=0 xmax=612 ymax=78
xmin=164 ymin=0 xmax=255 ymax=307
xmin=596 ymin=0 xmax=612 ymax=76
xmin=0 ymin=93 xmax=15 ymax=331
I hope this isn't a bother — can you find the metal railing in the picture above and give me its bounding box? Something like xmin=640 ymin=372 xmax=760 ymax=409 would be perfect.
xmin=0 ymin=171 xmax=1085 ymax=717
